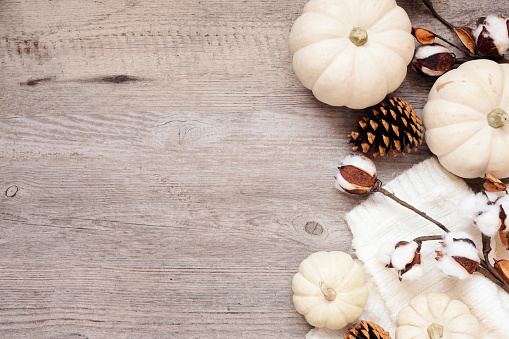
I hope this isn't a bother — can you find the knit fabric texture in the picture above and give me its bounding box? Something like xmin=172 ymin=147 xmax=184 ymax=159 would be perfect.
xmin=307 ymin=157 xmax=509 ymax=339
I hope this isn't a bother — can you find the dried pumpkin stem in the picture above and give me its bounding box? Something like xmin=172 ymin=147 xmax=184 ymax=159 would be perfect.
xmin=487 ymin=108 xmax=509 ymax=128
xmin=319 ymin=282 xmax=336 ymax=301
xmin=375 ymin=185 xmax=450 ymax=233
xmin=349 ymin=27 xmax=368 ymax=46
xmin=427 ymin=323 xmax=443 ymax=339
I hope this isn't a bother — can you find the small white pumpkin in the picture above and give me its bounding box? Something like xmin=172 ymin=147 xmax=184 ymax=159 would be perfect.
xmin=289 ymin=0 xmax=415 ymax=109
xmin=423 ymin=59 xmax=509 ymax=179
xmin=292 ymin=251 xmax=368 ymax=330
xmin=396 ymin=292 xmax=480 ymax=339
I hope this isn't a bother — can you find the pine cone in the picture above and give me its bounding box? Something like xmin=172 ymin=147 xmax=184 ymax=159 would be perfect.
xmin=348 ymin=97 xmax=424 ymax=158
xmin=343 ymin=320 xmax=392 ymax=339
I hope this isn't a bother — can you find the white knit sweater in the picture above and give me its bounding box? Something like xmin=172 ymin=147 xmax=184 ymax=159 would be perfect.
xmin=307 ymin=157 xmax=509 ymax=339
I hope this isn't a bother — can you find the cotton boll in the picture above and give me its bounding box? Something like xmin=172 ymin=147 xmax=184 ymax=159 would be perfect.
xmin=436 ymin=232 xmax=480 ymax=279
xmin=377 ymin=242 xmax=396 ymax=265
xmin=476 ymin=205 xmax=503 ymax=237
xmin=436 ymin=255 xmax=472 ymax=280
xmin=485 ymin=190 xmax=503 ymax=203
xmin=400 ymin=265 xmax=424 ymax=281
xmin=443 ymin=239 xmax=480 ymax=261
xmin=458 ymin=193 xmax=489 ymax=221
xmin=443 ymin=231 xmax=475 ymax=247
xmin=390 ymin=241 xmax=419 ymax=270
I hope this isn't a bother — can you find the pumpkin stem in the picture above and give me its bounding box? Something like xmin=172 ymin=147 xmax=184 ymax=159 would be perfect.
xmin=349 ymin=27 xmax=368 ymax=46
xmin=427 ymin=323 xmax=444 ymax=339
xmin=487 ymin=108 xmax=509 ymax=128
xmin=319 ymin=281 xmax=336 ymax=301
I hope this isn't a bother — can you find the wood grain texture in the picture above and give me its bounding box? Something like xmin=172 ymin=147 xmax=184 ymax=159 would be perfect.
xmin=0 ymin=0 xmax=500 ymax=337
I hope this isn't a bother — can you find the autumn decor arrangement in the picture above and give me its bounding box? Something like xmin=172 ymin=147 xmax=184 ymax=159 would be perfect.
xmin=289 ymin=0 xmax=509 ymax=338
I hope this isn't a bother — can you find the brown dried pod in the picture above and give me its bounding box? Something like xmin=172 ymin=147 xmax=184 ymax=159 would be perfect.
xmin=494 ymin=259 xmax=509 ymax=283
xmin=335 ymin=154 xmax=379 ymax=194
xmin=413 ymin=27 xmax=436 ymax=45
xmin=412 ymin=44 xmax=456 ymax=76
xmin=454 ymin=26 xmax=476 ymax=54
xmin=484 ymin=173 xmax=507 ymax=192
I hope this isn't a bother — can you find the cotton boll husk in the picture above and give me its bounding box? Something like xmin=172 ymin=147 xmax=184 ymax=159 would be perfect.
xmin=390 ymin=242 xmax=418 ymax=270
xmin=458 ymin=193 xmax=489 ymax=221
xmin=341 ymin=154 xmax=376 ymax=176
xmin=400 ymin=265 xmax=423 ymax=281
xmin=476 ymin=205 xmax=503 ymax=237
xmin=436 ymin=255 xmax=472 ymax=280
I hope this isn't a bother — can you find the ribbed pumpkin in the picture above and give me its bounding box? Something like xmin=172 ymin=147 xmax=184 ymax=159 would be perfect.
xmin=423 ymin=59 xmax=509 ymax=179
xmin=289 ymin=0 xmax=415 ymax=109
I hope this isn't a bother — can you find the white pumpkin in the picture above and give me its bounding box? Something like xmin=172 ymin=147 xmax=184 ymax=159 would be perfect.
xmin=292 ymin=251 xmax=368 ymax=330
xmin=396 ymin=292 xmax=480 ymax=339
xmin=423 ymin=59 xmax=509 ymax=179
xmin=289 ymin=0 xmax=415 ymax=109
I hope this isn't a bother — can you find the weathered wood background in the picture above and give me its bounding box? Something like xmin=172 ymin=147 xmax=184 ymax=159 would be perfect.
xmin=0 ymin=0 xmax=505 ymax=337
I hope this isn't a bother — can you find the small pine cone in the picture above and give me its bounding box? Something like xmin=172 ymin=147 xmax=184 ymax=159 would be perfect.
xmin=348 ymin=97 xmax=424 ymax=158
xmin=343 ymin=320 xmax=392 ymax=339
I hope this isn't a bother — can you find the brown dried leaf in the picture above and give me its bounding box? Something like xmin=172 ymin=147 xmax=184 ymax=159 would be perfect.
xmin=413 ymin=27 xmax=435 ymax=45
xmin=454 ymin=26 xmax=476 ymax=54
xmin=484 ymin=173 xmax=507 ymax=192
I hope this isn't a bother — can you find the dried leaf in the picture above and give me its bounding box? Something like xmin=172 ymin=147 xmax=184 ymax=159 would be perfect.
xmin=413 ymin=27 xmax=435 ymax=45
xmin=484 ymin=173 xmax=507 ymax=192
xmin=454 ymin=26 xmax=476 ymax=54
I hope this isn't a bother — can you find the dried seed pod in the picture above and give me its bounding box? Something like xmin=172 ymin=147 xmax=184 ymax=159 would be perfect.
xmin=454 ymin=26 xmax=476 ymax=54
xmin=435 ymin=232 xmax=480 ymax=279
xmin=412 ymin=44 xmax=456 ymax=76
xmin=335 ymin=154 xmax=379 ymax=194
xmin=386 ymin=241 xmax=423 ymax=281
xmin=474 ymin=14 xmax=509 ymax=58
xmin=413 ymin=27 xmax=436 ymax=45
xmin=484 ymin=173 xmax=507 ymax=192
